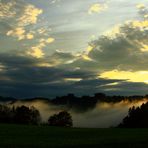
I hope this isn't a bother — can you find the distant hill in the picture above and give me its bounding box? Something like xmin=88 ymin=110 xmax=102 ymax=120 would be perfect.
xmin=0 ymin=96 xmax=17 ymax=102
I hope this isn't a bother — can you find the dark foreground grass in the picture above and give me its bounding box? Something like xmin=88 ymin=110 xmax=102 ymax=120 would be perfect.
xmin=0 ymin=124 xmax=148 ymax=148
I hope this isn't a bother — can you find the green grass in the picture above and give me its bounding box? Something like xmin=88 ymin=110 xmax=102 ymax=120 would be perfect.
xmin=0 ymin=124 xmax=148 ymax=148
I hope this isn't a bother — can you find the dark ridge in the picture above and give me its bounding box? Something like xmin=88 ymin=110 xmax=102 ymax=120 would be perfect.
xmin=0 ymin=93 xmax=148 ymax=112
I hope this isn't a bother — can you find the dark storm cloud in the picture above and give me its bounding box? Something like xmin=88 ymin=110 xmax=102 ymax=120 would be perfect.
xmin=101 ymin=81 xmax=148 ymax=95
xmin=0 ymin=53 xmax=74 ymax=83
xmin=0 ymin=51 xmax=147 ymax=98
xmin=68 ymin=18 xmax=148 ymax=72
xmin=86 ymin=4 xmax=148 ymax=71
xmin=46 ymin=50 xmax=77 ymax=65
xmin=0 ymin=52 xmax=129 ymax=98
xmin=0 ymin=17 xmax=148 ymax=97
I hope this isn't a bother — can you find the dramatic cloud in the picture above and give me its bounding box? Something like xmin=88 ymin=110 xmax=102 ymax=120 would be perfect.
xmin=136 ymin=3 xmax=148 ymax=19
xmin=17 ymin=5 xmax=42 ymax=26
xmin=88 ymin=21 xmax=148 ymax=71
xmin=0 ymin=52 xmax=133 ymax=97
xmin=27 ymin=46 xmax=45 ymax=58
xmin=26 ymin=37 xmax=55 ymax=58
xmin=0 ymin=0 xmax=43 ymax=40
xmin=0 ymin=1 xmax=16 ymax=19
xmin=7 ymin=28 xmax=35 ymax=40
xmin=100 ymin=70 xmax=148 ymax=84
xmin=6 ymin=27 xmax=26 ymax=40
xmin=88 ymin=3 xmax=108 ymax=15
xmin=0 ymin=0 xmax=148 ymax=97
xmin=26 ymin=33 xmax=34 ymax=40
xmin=68 ymin=4 xmax=148 ymax=74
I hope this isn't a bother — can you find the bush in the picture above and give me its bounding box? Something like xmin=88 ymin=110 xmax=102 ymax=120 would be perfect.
xmin=48 ymin=111 xmax=73 ymax=127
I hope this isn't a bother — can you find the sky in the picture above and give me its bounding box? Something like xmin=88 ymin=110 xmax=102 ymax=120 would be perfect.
xmin=0 ymin=0 xmax=148 ymax=98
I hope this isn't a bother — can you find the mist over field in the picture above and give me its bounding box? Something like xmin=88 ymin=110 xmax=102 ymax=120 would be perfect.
xmin=4 ymin=98 xmax=147 ymax=128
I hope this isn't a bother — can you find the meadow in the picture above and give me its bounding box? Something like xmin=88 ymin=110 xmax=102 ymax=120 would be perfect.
xmin=0 ymin=124 xmax=148 ymax=148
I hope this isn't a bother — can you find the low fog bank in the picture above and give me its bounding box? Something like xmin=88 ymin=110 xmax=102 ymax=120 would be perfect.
xmin=73 ymin=100 xmax=148 ymax=128
xmin=4 ymin=99 xmax=148 ymax=128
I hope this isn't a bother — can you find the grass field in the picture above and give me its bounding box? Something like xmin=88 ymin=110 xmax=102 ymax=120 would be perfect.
xmin=0 ymin=124 xmax=148 ymax=148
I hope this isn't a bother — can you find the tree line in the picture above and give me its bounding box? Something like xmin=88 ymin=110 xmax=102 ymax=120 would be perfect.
xmin=0 ymin=105 xmax=41 ymax=125
xmin=1 ymin=92 xmax=148 ymax=128
xmin=118 ymin=102 xmax=148 ymax=128
xmin=0 ymin=105 xmax=72 ymax=127
xmin=2 ymin=102 xmax=148 ymax=128
xmin=51 ymin=93 xmax=148 ymax=112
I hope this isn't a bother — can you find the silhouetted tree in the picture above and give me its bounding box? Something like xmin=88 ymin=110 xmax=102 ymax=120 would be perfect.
xmin=0 ymin=105 xmax=14 ymax=123
xmin=14 ymin=106 xmax=31 ymax=124
xmin=14 ymin=106 xmax=41 ymax=125
xmin=0 ymin=104 xmax=41 ymax=125
xmin=94 ymin=93 xmax=106 ymax=100
xmin=118 ymin=102 xmax=148 ymax=128
xmin=30 ymin=106 xmax=41 ymax=125
xmin=48 ymin=111 xmax=73 ymax=127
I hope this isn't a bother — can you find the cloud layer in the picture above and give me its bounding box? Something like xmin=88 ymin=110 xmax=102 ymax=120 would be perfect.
xmin=0 ymin=0 xmax=148 ymax=97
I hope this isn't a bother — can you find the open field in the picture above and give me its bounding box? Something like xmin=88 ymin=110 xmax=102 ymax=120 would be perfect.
xmin=0 ymin=124 xmax=148 ymax=148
